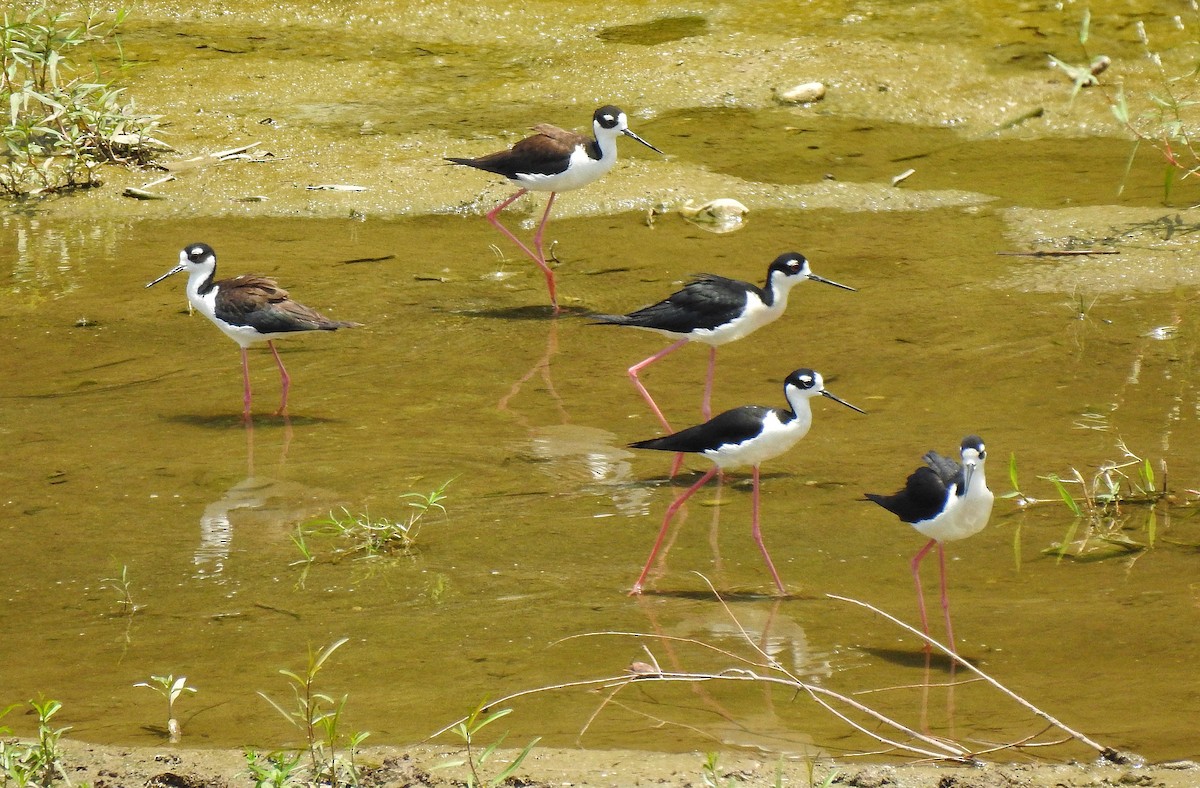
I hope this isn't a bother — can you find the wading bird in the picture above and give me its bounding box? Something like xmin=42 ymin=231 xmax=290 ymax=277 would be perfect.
xmin=865 ymin=435 xmax=994 ymax=651
xmin=447 ymin=105 xmax=663 ymax=312
xmin=593 ymin=252 xmax=853 ymax=430
xmin=146 ymin=243 xmax=360 ymax=419
xmin=629 ymin=368 xmax=865 ymax=595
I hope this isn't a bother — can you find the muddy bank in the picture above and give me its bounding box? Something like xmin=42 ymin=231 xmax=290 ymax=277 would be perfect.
xmin=32 ymin=0 xmax=1183 ymax=221
xmin=43 ymin=739 xmax=1200 ymax=788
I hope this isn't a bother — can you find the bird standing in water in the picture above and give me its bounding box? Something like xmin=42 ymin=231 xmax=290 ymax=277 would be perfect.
xmin=629 ymin=368 xmax=865 ymax=595
xmin=147 ymin=243 xmax=360 ymax=420
xmin=447 ymin=105 xmax=664 ymax=313
xmin=865 ymin=435 xmax=994 ymax=651
xmin=592 ymin=252 xmax=853 ymax=430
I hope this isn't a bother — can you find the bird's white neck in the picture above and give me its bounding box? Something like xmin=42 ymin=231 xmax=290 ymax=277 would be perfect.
xmin=186 ymin=268 xmax=219 ymax=321
xmin=782 ymin=388 xmax=816 ymax=439
xmin=593 ymin=126 xmax=621 ymax=165
xmin=956 ymin=459 xmax=994 ymax=534
xmin=764 ymin=268 xmax=804 ymax=309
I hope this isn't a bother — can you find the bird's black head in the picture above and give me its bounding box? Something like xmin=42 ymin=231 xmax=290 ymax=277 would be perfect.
xmin=183 ymin=242 xmax=216 ymax=265
xmin=784 ymin=368 xmax=820 ymax=391
xmin=769 ymin=252 xmax=811 ymax=278
xmin=594 ymin=105 xmax=626 ymax=130
xmin=961 ymin=435 xmax=986 ymax=459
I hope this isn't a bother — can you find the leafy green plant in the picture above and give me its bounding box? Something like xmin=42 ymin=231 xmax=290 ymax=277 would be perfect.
xmin=1060 ymin=7 xmax=1200 ymax=198
xmin=700 ymin=751 xmax=734 ymax=787
xmin=303 ymin=479 xmax=452 ymax=559
xmin=794 ymin=752 xmax=838 ymax=788
xmin=1002 ymin=451 xmax=1039 ymax=506
xmin=0 ymin=698 xmax=70 ymax=787
xmin=258 ymin=638 xmax=368 ymax=787
xmin=244 ymin=749 xmax=305 ymax=788
xmin=289 ymin=525 xmax=314 ymax=590
xmin=1039 ymin=442 xmax=1164 ymax=560
xmin=1 ymin=4 xmax=166 ymax=197
xmin=100 ymin=562 xmax=139 ymax=615
xmin=434 ymin=699 xmax=539 ymax=788
xmin=134 ymin=674 xmax=196 ymax=742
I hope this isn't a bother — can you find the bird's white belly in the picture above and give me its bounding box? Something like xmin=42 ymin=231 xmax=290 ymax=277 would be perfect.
xmin=515 ymin=146 xmax=615 ymax=192
xmin=689 ymin=297 xmax=779 ymax=346
xmin=914 ymin=488 xmax=995 ymax=542
xmin=703 ymin=412 xmax=810 ymax=470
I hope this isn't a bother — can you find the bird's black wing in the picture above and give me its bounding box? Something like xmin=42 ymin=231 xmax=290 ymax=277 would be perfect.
xmin=864 ymin=465 xmax=952 ymax=524
xmin=922 ymin=450 xmax=962 ymax=485
xmin=630 ymin=406 xmax=776 ymax=454
xmin=598 ymin=275 xmax=756 ymax=333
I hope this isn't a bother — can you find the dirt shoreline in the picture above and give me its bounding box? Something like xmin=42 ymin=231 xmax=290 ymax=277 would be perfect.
xmin=27 ymin=739 xmax=1200 ymax=787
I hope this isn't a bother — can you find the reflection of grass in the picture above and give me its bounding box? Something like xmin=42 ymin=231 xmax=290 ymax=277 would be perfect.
xmin=1037 ymin=442 xmax=1165 ymax=561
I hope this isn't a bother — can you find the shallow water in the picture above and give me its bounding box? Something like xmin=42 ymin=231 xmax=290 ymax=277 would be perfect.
xmin=3 ymin=0 xmax=1200 ymax=766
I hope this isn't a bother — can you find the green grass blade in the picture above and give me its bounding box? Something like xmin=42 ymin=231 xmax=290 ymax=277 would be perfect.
xmin=1047 ymin=475 xmax=1083 ymax=517
xmin=494 ymin=737 xmax=541 ymax=784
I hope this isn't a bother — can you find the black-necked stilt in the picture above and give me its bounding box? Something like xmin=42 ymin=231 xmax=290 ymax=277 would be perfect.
xmin=146 ymin=243 xmax=360 ymax=419
xmin=865 ymin=435 xmax=994 ymax=650
xmin=628 ymin=368 xmax=865 ymax=595
xmin=592 ymin=253 xmax=854 ymax=430
xmin=446 ymin=105 xmax=664 ymax=313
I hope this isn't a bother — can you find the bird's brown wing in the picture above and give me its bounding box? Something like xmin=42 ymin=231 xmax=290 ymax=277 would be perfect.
xmin=217 ymin=276 xmax=358 ymax=332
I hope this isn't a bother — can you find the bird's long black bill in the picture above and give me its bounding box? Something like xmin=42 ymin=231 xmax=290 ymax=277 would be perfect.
xmin=809 ymin=274 xmax=856 ymax=292
xmin=822 ymin=390 xmax=866 ymax=414
xmin=623 ymin=128 xmax=665 ymax=155
xmin=145 ymin=264 xmax=185 ymax=288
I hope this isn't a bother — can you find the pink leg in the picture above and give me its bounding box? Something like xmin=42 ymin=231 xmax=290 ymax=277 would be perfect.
xmin=532 ymin=192 xmax=559 ymax=312
xmin=240 ymin=347 xmax=253 ymax=420
xmin=532 ymin=191 xmax=556 ymax=262
xmin=750 ymin=466 xmax=787 ymax=595
xmin=267 ymin=340 xmax=291 ymax=416
xmin=667 ymin=452 xmax=685 ymax=479
xmin=702 ymin=346 xmax=717 ymax=420
xmin=938 ymin=542 xmax=956 ymax=652
xmin=628 ymin=338 xmax=688 ymax=432
xmin=631 ymin=466 xmax=719 ymax=594
xmin=485 ymin=188 xmax=559 ymax=312
xmin=911 ymin=538 xmax=938 ymax=647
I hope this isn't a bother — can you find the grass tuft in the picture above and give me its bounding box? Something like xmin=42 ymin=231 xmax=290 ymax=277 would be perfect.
xmin=1 ymin=5 xmax=167 ymax=197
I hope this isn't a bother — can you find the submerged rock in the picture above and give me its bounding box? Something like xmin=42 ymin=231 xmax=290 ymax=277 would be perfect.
xmin=679 ymin=197 xmax=749 ymax=232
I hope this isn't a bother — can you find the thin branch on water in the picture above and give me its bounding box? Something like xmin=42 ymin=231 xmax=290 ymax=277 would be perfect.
xmin=995 ymin=249 xmax=1119 ymax=257
xmin=826 ymin=594 xmax=1124 ymax=761
xmin=426 ymin=583 xmax=1126 ymax=766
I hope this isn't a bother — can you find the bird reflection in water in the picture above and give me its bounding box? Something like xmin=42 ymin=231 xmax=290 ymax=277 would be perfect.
xmin=192 ymin=419 xmax=334 ymax=582
xmin=498 ymin=322 xmax=651 ymax=516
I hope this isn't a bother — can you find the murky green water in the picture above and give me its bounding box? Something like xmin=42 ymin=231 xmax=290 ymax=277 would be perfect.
xmin=3 ymin=0 xmax=1200 ymax=766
